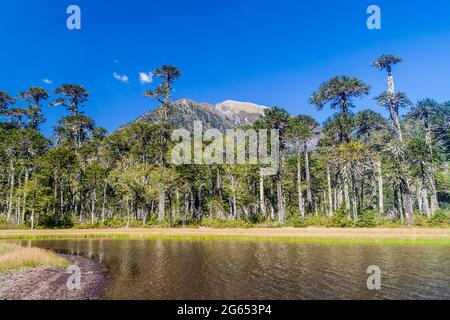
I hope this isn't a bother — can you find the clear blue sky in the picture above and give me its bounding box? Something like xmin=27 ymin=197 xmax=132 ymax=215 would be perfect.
xmin=1 ymin=0 xmax=449 ymax=136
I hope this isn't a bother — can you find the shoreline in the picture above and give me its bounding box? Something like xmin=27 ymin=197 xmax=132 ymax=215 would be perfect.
xmin=0 ymin=227 xmax=449 ymax=244
xmin=0 ymin=254 xmax=107 ymax=300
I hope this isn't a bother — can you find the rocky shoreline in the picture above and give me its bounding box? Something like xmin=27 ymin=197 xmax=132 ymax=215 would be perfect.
xmin=0 ymin=254 xmax=108 ymax=300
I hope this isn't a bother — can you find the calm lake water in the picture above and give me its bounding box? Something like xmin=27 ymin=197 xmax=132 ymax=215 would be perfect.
xmin=19 ymin=239 xmax=450 ymax=300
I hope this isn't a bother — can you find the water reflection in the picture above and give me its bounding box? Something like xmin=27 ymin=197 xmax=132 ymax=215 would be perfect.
xmin=19 ymin=239 xmax=450 ymax=300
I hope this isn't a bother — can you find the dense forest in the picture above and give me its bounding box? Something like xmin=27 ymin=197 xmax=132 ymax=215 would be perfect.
xmin=0 ymin=55 xmax=449 ymax=229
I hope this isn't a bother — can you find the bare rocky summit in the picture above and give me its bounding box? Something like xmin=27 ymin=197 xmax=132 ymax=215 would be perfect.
xmin=133 ymin=98 xmax=268 ymax=130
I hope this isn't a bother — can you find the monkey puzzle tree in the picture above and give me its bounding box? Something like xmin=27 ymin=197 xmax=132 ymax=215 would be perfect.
xmin=354 ymin=110 xmax=390 ymax=215
xmin=52 ymin=84 xmax=90 ymax=147
xmin=376 ymin=92 xmax=411 ymax=142
xmin=144 ymin=65 xmax=181 ymax=221
xmin=372 ymin=55 xmax=402 ymax=95
xmin=332 ymin=142 xmax=371 ymax=222
xmin=252 ymin=120 xmax=267 ymax=218
xmin=309 ymin=76 xmax=370 ymax=143
xmin=52 ymin=84 xmax=89 ymax=117
xmin=287 ymin=117 xmax=307 ymax=219
xmin=17 ymin=87 xmax=48 ymax=130
xmin=0 ymin=91 xmax=15 ymax=117
xmin=406 ymin=133 xmax=433 ymax=217
xmin=433 ymin=101 xmax=450 ymax=149
xmin=0 ymin=91 xmax=17 ymax=129
xmin=310 ymin=76 xmax=369 ymax=214
xmin=256 ymin=107 xmax=290 ymax=223
xmin=145 ymin=65 xmax=181 ymax=126
xmin=8 ymin=107 xmax=28 ymax=129
xmin=373 ymin=54 xmax=414 ymax=225
xmin=408 ymin=99 xmax=442 ymax=214
xmin=373 ymin=55 xmax=407 ymax=141
xmin=288 ymin=115 xmax=319 ymax=217
xmin=55 ymin=114 xmax=96 ymax=148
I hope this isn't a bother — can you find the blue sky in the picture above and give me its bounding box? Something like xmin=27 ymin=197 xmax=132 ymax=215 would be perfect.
xmin=1 ymin=0 xmax=450 ymax=136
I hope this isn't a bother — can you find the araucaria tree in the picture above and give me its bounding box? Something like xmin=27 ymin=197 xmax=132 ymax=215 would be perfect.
xmin=51 ymin=84 xmax=91 ymax=147
xmin=144 ymin=65 xmax=181 ymax=221
xmin=408 ymin=99 xmax=443 ymax=215
xmin=309 ymin=76 xmax=370 ymax=143
xmin=18 ymin=87 xmax=48 ymax=130
xmin=373 ymin=54 xmax=414 ymax=225
xmin=309 ymin=76 xmax=370 ymax=216
xmin=0 ymin=58 xmax=448 ymax=229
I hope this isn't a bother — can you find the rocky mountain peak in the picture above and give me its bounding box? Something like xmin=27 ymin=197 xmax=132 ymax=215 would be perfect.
xmin=130 ymin=98 xmax=268 ymax=131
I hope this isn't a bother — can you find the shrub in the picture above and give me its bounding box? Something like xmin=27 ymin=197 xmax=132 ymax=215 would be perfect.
xmin=330 ymin=205 xmax=354 ymax=227
xmin=0 ymin=217 xmax=20 ymax=230
xmin=145 ymin=215 xmax=170 ymax=228
xmin=412 ymin=213 xmax=429 ymax=227
xmin=199 ymin=218 xmax=253 ymax=229
xmin=429 ymin=210 xmax=450 ymax=226
xmin=305 ymin=214 xmax=332 ymax=227
xmin=36 ymin=212 xmax=74 ymax=229
xmin=286 ymin=214 xmax=332 ymax=227
xmin=286 ymin=215 xmax=306 ymax=228
xmin=355 ymin=210 xmax=377 ymax=228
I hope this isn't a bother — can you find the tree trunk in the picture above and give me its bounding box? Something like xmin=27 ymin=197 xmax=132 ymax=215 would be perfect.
xmin=168 ymin=193 xmax=174 ymax=227
xmin=243 ymin=206 xmax=249 ymax=220
xmin=393 ymin=184 xmax=400 ymax=219
xmin=421 ymin=183 xmax=431 ymax=218
xmin=158 ymin=188 xmax=165 ymax=221
xmin=387 ymin=70 xmax=395 ymax=95
xmin=389 ymin=105 xmax=403 ymax=142
xmin=340 ymin=94 xmax=351 ymax=143
xmin=326 ymin=165 xmax=333 ymax=217
xmin=427 ymin=167 xmax=439 ymax=215
xmin=386 ymin=69 xmax=403 ymax=142
xmin=31 ymin=209 xmax=35 ymax=230
xmin=424 ymin=118 xmax=439 ymax=214
xmin=351 ymin=173 xmax=358 ymax=222
xmin=21 ymin=170 xmax=29 ymax=225
xmin=217 ymin=167 xmax=222 ymax=198
xmin=386 ymin=68 xmax=413 ymax=224
xmin=7 ymin=160 xmax=15 ymax=222
xmin=53 ymin=172 xmax=58 ymax=216
xmin=343 ymin=169 xmax=351 ymax=214
xmin=304 ymin=142 xmax=312 ymax=211
xmin=398 ymin=188 xmax=404 ymax=225
xmin=259 ymin=170 xmax=266 ymax=218
xmin=101 ymin=180 xmax=108 ymax=223
xmin=190 ymin=189 xmax=195 ymax=220
xmin=416 ymin=179 xmax=424 ymax=214
xmin=374 ymin=160 xmax=384 ymax=215
xmin=91 ymin=189 xmax=96 ymax=225
xmin=333 ymin=188 xmax=337 ymax=212
xmin=126 ymin=200 xmax=131 ymax=228
xmin=269 ymin=179 xmax=275 ymax=221
xmin=400 ymin=178 xmax=414 ymax=225
xmin=297 ymin=148 xmax=305 ymax=219
xmin=277 ymin=178 xmax=284 ymax=224
xmin=174 ymin=189 xmax=180 ymax=222
xmin=276 ymin=152 xmax=285 ymax=224
xmin=60 ymin=178 xmax=64 ymax=216
xmin=229 ymin=173 xmax=237 ymax=220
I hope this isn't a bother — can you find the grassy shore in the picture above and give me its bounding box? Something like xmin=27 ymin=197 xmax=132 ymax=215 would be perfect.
xmin=0 ymin=228 xmax=449 ymax=244
xmin=0 ymin=243 xmax=69 ymax=272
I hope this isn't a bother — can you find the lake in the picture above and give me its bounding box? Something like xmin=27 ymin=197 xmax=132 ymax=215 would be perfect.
xmin=19 ymin=239 xmax=450 ymax=300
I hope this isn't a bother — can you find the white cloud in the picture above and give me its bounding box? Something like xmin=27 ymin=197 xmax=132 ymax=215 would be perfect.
xmin=113 ymin=72 xmax=129 ymax=83
xmin=139 ymin=72 xmax=153 ymax=85
xmin=42 ymin=78 xmax=52 ymax=85
xmin=114 ymin=59 xmax=120 ymax=64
